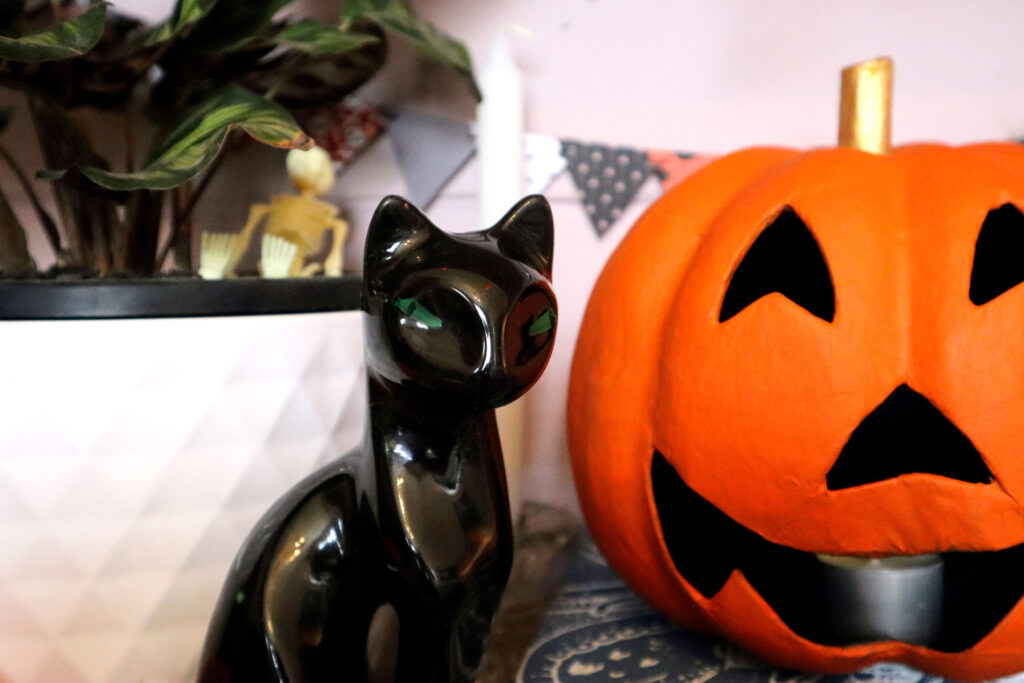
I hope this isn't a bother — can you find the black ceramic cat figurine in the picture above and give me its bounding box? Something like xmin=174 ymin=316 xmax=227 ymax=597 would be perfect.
xmin=198 ymin=195 xmax=557 ymax=683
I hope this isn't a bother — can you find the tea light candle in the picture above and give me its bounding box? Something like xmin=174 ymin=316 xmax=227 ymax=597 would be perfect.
xmin=817 ymin=552 xmax=943 ymax=646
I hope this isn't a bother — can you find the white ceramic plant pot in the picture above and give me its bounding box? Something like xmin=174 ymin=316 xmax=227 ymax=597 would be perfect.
xmin=0 ymin=279 xmax=366 ymax=683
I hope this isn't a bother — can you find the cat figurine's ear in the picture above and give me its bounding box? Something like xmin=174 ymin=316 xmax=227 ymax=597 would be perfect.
xmin=364 ymin=195 xmax=436 ymax=280
xmin=488 ymin=195 xmax=554 ymax=280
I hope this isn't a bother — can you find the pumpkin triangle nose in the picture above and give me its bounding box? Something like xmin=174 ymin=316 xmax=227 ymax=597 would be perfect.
xmin=826 ymin=384 xmax=993 ymax=490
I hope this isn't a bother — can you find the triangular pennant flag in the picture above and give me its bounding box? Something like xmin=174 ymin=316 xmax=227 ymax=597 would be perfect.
xmin=388 ymin=111 xmax=475 ymax=210
xmin=524 ymin=133 xmax=567 ymax=195
xmin=648 ymin=150 xmax=717 ymax=192
xmin=561 ymin=139 xmax=650 ymax=237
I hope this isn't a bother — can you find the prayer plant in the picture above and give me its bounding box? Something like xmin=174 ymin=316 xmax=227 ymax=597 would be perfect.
xmin=0 ymin=0 xmax=475 ymax=276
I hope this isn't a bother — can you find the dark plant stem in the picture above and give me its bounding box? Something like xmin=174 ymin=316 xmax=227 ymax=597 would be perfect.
xmin=0 ymin=74 xmax=62 ymax=109
xmin=263 ymin=61 xmax=305 ymax=102
xmin=131 ymin=37 xmax=175 ymax=89
xmin=26 ymin=94 xmax=85 ymax=267
xmin=0 ymin=144 xmax=63 ymax=255
xmin=170 ymin=184 xmax=192 ymax=271
xmin=86 ymin=196 xmax=112 ymax=275
xmin=126 ymin=189 xmax=163 ymax=274
xmin=113 ymin=189 xmax=163 ymax=274
xmin=123 ymin=108 xmax=134 ymax=173
xmin=0 ymin=182 xmax=36 ymax=276
xmin=156 ymin=137 xmax=234 ymax=270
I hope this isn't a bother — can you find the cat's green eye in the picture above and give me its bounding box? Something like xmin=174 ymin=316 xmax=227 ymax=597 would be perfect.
xmin=527 ymin=308 xmax=556 ymax=336
xmin=395 ymin=297 xmax=443 ymax=329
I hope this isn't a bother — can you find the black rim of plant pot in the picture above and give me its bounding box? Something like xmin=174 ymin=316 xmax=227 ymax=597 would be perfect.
xmin=0 ymin=276 xmax=362 ymax=320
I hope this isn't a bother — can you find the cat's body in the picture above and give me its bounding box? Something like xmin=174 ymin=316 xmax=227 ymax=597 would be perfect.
xmin=198 ymin=195 xmax=556 ymax=683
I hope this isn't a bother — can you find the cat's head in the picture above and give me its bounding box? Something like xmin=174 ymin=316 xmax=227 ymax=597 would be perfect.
xmin=363 ymin=195 xmax=556 ymax=408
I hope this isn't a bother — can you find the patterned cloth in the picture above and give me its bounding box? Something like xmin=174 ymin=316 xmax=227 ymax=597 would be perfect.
xmin=561 ymin=141 xmax=651 ymax=237
xmin=516 ymin=534 xmax=1020 ymax=683
xmin=302 ymin=103 xmax=385 ymax=165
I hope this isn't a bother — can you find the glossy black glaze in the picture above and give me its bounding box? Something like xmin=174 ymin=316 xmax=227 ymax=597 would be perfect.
xmin=198 ymin=195 xmax=557 ymax=683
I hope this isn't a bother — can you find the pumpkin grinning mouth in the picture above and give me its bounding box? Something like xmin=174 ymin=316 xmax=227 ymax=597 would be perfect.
xmin=651 ymin=450 xmax=1024 ymax=652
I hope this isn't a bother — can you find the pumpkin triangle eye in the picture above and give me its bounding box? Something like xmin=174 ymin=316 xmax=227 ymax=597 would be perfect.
xmin=969 ymin=203 xmax=1024 ymax=305
xmin=719 ymin=207 xmax=836 ymax=323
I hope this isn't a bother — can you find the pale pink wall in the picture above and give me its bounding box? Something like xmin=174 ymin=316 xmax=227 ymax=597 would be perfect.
xmin=405 ymin=0 xmax=1024 ymax=148
xmin=392 ymin=0 xmax=1024 ymax=512
xmin=10 ymin=1 xmax=1024 ymax=513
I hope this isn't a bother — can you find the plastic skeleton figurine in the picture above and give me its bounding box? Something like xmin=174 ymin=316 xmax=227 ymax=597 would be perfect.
xmin=198 ymin=145 xmax=348 ymax=279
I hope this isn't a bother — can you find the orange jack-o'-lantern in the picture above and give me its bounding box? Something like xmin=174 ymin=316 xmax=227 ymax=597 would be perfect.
xmin=568 ymin=59 xmax=1024 ymax=680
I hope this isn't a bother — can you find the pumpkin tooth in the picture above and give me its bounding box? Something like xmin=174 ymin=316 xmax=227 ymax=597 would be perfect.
xmin=651 ymin=449 xmax=1024 ymax=652
xmin=650 ymin=449 xmax=748 ymax=598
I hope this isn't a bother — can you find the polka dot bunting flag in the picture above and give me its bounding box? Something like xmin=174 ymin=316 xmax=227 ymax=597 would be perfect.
xmin=561 ymin=140 xmax=652 ymax=238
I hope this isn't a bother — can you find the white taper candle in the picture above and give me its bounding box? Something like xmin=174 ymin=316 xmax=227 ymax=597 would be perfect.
xmin=478 ymin=32 xmax=527 ymax=521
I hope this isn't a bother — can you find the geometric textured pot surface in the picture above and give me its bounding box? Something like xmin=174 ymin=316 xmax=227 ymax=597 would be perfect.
xmin=0 ymin=310 xmax=365 ymax=683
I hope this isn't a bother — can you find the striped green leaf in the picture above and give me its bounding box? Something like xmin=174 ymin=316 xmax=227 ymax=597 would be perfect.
xmin=170 ymin=0 xmax=290 ymax=53
xmin=342 ymin=0 xmax=476 ymax=95
xmin=137 ymin=0 xmax=217 ymax=45
xmin=270 ymin=20 xmax=379 ymax=56
xmin=0 ymin=2 xmax=107 ymax=62
xmin=78 ymin=85 xmax=312 ymax=191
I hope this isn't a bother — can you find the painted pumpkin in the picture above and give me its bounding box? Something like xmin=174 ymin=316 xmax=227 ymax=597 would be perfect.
xmin=567 ymin=141 xmax=1024 ymax=680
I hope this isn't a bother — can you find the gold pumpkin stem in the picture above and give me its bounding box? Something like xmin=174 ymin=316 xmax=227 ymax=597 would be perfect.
xmin=838 ymin=57 xmax=892 ymax=154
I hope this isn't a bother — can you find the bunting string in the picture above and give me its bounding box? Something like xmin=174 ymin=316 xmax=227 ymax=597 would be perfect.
xmin=306 ymin=100 xmax=718 ymax=239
